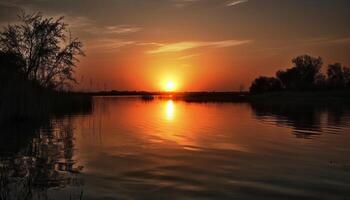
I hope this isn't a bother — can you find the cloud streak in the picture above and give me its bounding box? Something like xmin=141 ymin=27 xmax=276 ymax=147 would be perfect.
xmin=106 ymin=25 xmax=142 ymax=34
xmin=66 ymin=16 xmax=142 ymax=37
xmin=226 ymin=0 xmax=249 ymax=7
xmin=147 ymin=40 xmax=252 ymax=54
xmin=171 ymin=0 xmax=200 ymax=8
xmin=302 ymin=37 xmax=350 ymax=45
xmin=86 ymin=39 xmax=136 ymax=53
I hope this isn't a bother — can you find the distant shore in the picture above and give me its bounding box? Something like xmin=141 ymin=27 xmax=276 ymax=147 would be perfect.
xmin=85 ymin=91 xmax=249 ymax=102
xmin=249 ymin=90 xmax=350 ymax=105
xmin=82 ymin=90 xmax=350 ymax=104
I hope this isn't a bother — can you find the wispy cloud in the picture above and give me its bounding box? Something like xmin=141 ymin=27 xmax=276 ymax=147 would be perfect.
xmin=137 ymin=42 xmax=164 ymax=46
xmin=302 ymin=37 xmax=350 ymax=45
xmin=66 ymin=16 xmax=95 ymax=29
xmin=66 ymin=16 xmax=142 ymax=36
xmin=171 ymin=0 xmax=200 ymax=8
xmin=171 ymin=0 xmax=249 ymax=8
xmin=226 ymin=0 xmax=249 ymax=7
xmin=176 ymin=54 xmax=200 ymax=60
xmin=147 ymin=40 xmax=252 ymax=54
xmin=87 ymin=39 xmax=136 ymax=52
xmin=106 ymin=25 xmax=142 ymax=34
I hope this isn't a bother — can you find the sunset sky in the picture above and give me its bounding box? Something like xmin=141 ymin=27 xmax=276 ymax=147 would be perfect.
xmin=1 ymin=0 xmax=350 ymax=91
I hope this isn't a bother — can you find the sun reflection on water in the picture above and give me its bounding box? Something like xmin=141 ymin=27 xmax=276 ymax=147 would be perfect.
xmin=165 ymin=100 xmax=175 ymax=121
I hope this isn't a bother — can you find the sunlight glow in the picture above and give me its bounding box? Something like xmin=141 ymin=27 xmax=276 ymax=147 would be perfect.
xmin=165 ymin=100 xmax=175 ymax=121
xmin=164 ymin=81 xmax=176 ymax=92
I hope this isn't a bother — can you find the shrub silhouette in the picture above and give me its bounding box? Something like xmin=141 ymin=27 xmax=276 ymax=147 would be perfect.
xmin=276 ymin=55 xmax=323 ymax=90
xmin=250 ymin=76 xmax=282 ymax=94
xmin=327 ymin=63 xmax=350 ymax=89
xmin=250 ymin=54 xmax=349 ymax=94
xmin=0 ymin=12 xmax=84 ymax=90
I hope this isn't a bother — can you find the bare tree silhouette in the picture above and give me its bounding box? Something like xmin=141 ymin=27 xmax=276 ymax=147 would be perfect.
xmin=0 ymin=12 xmax=84 ymax=89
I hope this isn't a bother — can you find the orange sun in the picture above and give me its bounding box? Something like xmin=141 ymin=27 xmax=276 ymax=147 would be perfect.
xmin=164 ymin=81 xmax=176 ymax=92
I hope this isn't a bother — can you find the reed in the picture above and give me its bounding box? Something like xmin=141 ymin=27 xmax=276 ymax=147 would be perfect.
xmin=0 ymin=78 xmax=92 ymax=124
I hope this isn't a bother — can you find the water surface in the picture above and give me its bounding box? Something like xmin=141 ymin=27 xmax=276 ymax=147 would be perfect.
xmin=1 ymin=97 xmax=350 ymax=199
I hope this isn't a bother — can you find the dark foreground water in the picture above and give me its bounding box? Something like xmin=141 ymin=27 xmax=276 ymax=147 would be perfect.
xmin=1 ymin=97 xmax=350 ymax=200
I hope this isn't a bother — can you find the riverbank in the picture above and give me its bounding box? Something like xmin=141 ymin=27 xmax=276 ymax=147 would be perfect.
xmin=84 ymin=90 xmax=350 ymax=104
xmin=3 ymin=89 xmax=348 ymax=125
xmin=0 ymin=81 xmax=92 ymax=124
xmin=161 ymin=90 xmax=350 ymax=104
xmin=159 ymin=90 xmax=350 ymax=104
xmin=249 ymin=90 xmax=350 ymax=105
xmin=87 ymin=91 xmax=250 ymax=102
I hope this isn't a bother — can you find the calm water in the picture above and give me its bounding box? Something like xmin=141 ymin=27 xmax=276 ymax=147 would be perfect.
xmin=1 ymin=97 xmax=350 ymax=199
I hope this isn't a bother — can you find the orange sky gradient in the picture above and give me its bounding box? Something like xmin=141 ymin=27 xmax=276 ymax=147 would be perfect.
xmin=1 ymin=0 xmax=350 ymax=91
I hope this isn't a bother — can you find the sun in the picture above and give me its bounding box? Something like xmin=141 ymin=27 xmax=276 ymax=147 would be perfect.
xmin=164 ymin=81 xmax=176 ymax=92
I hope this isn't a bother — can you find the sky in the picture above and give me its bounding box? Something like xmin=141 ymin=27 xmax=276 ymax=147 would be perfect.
xmin=1 ymin=0 xmax=350 ymax=91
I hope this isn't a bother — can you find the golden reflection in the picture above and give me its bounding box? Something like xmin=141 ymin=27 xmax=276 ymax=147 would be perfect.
xmin=165 ymin=100 xmax=175 ymax=121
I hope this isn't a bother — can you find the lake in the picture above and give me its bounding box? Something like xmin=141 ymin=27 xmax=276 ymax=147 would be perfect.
xmin=1 ymin=96 xmax=350 ymax=199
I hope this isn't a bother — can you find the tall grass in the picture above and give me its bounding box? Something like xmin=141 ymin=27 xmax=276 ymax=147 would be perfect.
xmin=0 ymin=77 xmax=92 ymax=124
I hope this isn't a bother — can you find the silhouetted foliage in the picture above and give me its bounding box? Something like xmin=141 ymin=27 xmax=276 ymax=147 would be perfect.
xmin=327 ymin=63 xmax=350 ymax=89
xmin=0 ymin=12 xmax=84 ymax=90
xmin=250 ymin=54 xmax=350 ymax=94
xmin=314 ymin=73 xmax=327 ymax=89
xmin=250 ymin=76 xmax=282 ymax=94
xmin=0 ymin=52 xmax=25 ymax=81
xmin=0 ymin=12 xmax=91 ymax=123
xmin=276 ymin=55 xmax=323 ymax=90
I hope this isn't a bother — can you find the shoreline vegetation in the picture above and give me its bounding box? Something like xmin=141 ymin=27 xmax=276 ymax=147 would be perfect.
xmin=85 ymin=89 xmax=350 ymax=104
xmin=0 ymin=12 xmax=91 ymax=124
xmin=0 ymin=87 xmax=92 ymax=124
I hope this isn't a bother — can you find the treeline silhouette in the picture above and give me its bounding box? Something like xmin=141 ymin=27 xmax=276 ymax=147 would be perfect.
xmin=250 ymin=55 xmax=350 ymax=94
xmin=0 ymin=12 xmax=91 ymax=123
